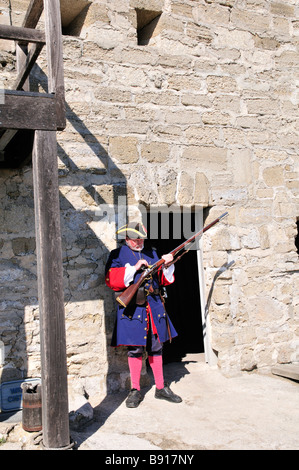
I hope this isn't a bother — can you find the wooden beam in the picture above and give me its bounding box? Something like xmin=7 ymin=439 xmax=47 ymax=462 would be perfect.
xmin=23 ymin=0 xmax=44 ymax=29
xmin=0 ymin=130 xmax=18 ymax=151
xmin=0 ymin=90 xmax=57 ymax=131
xmin=14 ymin=42 xmax=44 ymax=91
xmin=0 ymin=24 xmax=45 ymax=45
xmin=272 ymin=364 xmax=299 ymax=381
xmin=16 ymin=44 xmax=30 ymax=91
xmin=0 ymin=1 xmax=45 ymax=157
xmin=32 ymin=130 xmax=70 ymax=450
xmin=44 ymin=0 xmax=66 ymax=131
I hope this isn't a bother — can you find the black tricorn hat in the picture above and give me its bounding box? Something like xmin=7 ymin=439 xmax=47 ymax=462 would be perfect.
xmin=116 ymin=222 xmax=147 ymax=239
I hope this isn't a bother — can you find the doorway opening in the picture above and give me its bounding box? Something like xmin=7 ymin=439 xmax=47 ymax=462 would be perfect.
xmin=295 ymin=218 xmax=299 ymax=254
xmin=143 ymin=209 xmax=204 ymax=363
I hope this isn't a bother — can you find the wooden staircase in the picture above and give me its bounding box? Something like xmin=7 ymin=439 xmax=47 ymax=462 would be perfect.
xmin=0 ymin=0 xmax=70 ymax=450
xmin=0 ymin=0 xmax=66 ymax=168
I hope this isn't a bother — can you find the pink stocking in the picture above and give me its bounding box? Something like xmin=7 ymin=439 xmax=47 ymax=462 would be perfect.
xmin=148 ymin=355 xmax=164 ymax=390
xmin=128 ymin=356 xmax=142 ymax=390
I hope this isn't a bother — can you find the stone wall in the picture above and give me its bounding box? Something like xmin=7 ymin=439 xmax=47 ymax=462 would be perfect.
xmin=0 ymin=0 xmax=298 ymax=400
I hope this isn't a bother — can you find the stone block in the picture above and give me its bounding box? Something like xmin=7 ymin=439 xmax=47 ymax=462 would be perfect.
xmin=12 ymin=238 xmax=36 ymax=256
xmin=230 ymin=8 xmax=270 ymax=33
xmin=141 ymin=141 xmax=170 ymax=163
xmin=270 ymin=2 xmax=295 ymax=17
xmin=155 ymin=167 xmax=177 ymax=205
xmin=240 ymin=349 xmax=257 ymax=372
xmin=213 ymin=285 xmax=230 ymax=305
xmin=213 ymin=95 xmax=241 ymax=113
xmin=194 ymin=172 xmax=210 ymax=207
xmin=222 ymin=128 xmax=248 ymax=146
xmin=181 ymin=146 xmax=227 ymax=172
xmin=130 ymin=0 xmax=164 ymax=13
xmin=263 ymin=166 xmax=284 ymax=187
xmin=253 ymin=35 xmax=280 ymax=51
xmin=275 ymin=51 xmax=299 ymax=68
xmin=167 ymin=75 xmax=205 ymax=92
xmin=211 ymin=228 xmax=233 ymax=251
xmin=212 ymin=251 xmax=228 ymax=268
xmin=206 ymin=75 xmax=237 ymax=94
xmin=202 ymin=111 xmax=231 ymax=126
xmin=245 ymin=98 xmax=280 ymax=115
xmin=211 ymin=187 xmax=248 ymax=206
xmin=185 ymin=126 xmax=218 ymax=146
xmin=186 ymin=23 xmax=213 ymax=44
xmin=193 ymin=4 xmax=230 ymax=26
xmin=0 ymin=8 xmax=14 ymax=52
xmin=214 ymin=27 xmax=254 ymax=50
xmin=94 ymin=87 xmax=132 ymax=103
xmin=136 ymin=91 xmax=179 ymax=106
xmin=238 ymin=206 xmax=272 ymax=225
xmin=177 ymin=171 xmax=194 ymax=205
xmin=69 ymin=400 xmax=94 ymax=431
xmin=229 ymin=149 xmax=252 ymax=186
xmin=171 ymin=3 xmax=194 ymax=19
xmin=251 ymin=296 xmax=287 ymax=323
xmin=109 ymin=136 xmax=139 ymax=164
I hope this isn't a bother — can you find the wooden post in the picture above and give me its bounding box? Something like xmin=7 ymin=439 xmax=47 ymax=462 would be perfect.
xmin=16 ymin=44 xmax=30 ymax=91
xmin=0 ymin=0 xmax=69 ymax=446
xmin=43 ymin=0 xmax=66 ymax=130
xmin=32 ymin=130 xmax=70 ymax=449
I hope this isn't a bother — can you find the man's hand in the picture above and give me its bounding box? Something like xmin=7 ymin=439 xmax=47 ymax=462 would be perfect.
xmin=162 ymin=253 xmax=174 ymax=267
xmin=134 ymin=259 xmax=149 ymax=271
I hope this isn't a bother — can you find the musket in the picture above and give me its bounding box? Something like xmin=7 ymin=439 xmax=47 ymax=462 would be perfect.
xmin=116 ymin=211 xmax=228 ymax=308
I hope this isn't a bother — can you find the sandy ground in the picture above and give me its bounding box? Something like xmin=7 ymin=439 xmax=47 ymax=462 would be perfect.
xmin=1 ymin=354 xmax=298 ymax=451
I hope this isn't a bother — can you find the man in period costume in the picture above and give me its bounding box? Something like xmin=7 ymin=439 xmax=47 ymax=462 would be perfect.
xmin=105 ymin=222 xmax=182 ymax=408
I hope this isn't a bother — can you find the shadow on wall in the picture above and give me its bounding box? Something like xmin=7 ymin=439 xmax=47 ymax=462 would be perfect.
xmin=0 ymin=62 xmax=129 ymax=417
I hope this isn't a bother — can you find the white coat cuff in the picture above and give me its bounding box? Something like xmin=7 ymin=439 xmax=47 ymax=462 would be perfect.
xmin=124 ymin=264 xmax=136 ymax=287
xmin=162 ymin=264 xmax=175 ymax=282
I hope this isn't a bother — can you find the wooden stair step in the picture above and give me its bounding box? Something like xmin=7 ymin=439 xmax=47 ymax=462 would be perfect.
xmin=272 ymin=364 xmax=299 ymax=381
xmin=0 ymin=24 xmax=45 ymax=45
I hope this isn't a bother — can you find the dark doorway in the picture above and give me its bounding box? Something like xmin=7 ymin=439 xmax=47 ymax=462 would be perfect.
xmin=295 ymin=219 xmax=299 ymax=254
xmin=143 ymin=210 xmax=204 ymax=363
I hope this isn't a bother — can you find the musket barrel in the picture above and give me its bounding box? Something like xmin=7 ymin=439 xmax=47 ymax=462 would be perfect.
xmin=170 ymin=211 xmax=228 ymax=256
xmin=116 ymin=211 xmax=228 ymax=307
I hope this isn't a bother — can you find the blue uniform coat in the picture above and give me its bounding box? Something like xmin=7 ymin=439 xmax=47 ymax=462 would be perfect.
xmin=105 ymin=244 xmax=178 ymax=347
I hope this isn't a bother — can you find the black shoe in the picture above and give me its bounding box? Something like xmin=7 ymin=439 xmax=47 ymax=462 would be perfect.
xmin=155 ymin=384 xmax=182 ymax=403
xmin=126 ymin=389 xmax=143 ymax=408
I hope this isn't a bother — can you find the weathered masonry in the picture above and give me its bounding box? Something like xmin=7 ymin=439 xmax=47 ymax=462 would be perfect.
xmin=0 ymin=0 xmax=298 ymax=412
